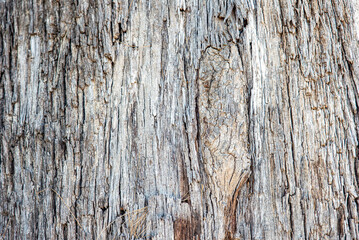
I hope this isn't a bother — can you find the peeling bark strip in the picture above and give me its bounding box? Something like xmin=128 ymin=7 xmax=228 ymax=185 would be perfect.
xmin=1 ymin=0 xmax=359 ymax=239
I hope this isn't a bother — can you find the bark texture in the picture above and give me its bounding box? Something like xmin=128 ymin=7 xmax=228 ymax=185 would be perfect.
xmin=1 ymin=0 xmax=359 ymax=239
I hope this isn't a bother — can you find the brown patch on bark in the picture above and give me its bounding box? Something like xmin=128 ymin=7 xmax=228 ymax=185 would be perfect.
xmin=225 ymin=172 xmax=250 ymax=239
xmin=174 ymin=213 xmax=201 ymax=240
xmin=191 ymin=212 xmax=202 ymax=239
xmin=174 ymin=218 xmax=192 ymax=240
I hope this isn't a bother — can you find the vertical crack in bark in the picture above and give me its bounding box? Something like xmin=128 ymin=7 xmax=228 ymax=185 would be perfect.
xmin=195 ymin=67 xmax=203 ymax=170
xmin=285 ymin=75 xmax=298 ymax=187
xmin=181 ymin=116 xmax=191 ymax=204
xmin=300 ymin=200 xmax=308 ymax=239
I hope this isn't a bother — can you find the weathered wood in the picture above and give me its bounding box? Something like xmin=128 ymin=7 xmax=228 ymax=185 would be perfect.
xmin=1 ymin=0 xmax=359 ymax=239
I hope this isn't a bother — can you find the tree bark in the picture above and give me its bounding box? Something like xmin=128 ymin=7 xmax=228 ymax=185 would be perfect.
xmin=1 ymin=0 xmax=359 ymax=239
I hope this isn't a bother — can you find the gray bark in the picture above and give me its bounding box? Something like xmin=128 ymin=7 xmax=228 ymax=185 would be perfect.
xmin=1 ymin=0 xmax=359 ymax=239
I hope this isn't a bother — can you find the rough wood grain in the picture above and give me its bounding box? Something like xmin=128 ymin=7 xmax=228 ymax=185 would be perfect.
xmin=0 ymin=0 xmax=359 ymax=239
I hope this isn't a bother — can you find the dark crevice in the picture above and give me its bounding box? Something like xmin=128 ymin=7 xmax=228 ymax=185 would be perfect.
xmin=119 ymin=207 xmax=126 ymax=235
xmin=63 ymin=223 xmax=68 ymax=240
xmin=301 ymin=200 xmax=308 ymax=239
xmin=183 ymin=54 xmax=193 ymax=184
xmin=118 ymin=23 xmax=123 ymax=43
xmin=355 ymin=144 xmax=359 ymax=188
xmin=181 ymin=117 xmax=191 ymax=204
xmin=243 ymin=18 xmax=248 ymax=28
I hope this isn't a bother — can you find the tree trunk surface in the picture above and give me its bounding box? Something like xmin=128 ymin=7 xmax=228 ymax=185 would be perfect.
xmin=1 ymin=0 xmax=359 ymax=239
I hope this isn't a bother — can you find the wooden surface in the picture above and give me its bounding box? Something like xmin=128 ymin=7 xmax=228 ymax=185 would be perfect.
xmin=1 ymin=0 xmax=359 ymax=239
